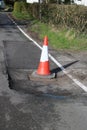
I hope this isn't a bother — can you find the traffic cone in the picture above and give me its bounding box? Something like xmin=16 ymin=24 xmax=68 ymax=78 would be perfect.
xmin=37 ymin=36 xmax=51 ymax=75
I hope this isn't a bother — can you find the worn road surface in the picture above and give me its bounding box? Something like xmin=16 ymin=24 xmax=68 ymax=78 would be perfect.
xmin=0 ymin=12 xmax=87 ymax=130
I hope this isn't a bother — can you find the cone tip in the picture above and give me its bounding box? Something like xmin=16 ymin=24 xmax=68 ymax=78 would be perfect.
xmin=44 ymin=36 xmax=48 ymax=46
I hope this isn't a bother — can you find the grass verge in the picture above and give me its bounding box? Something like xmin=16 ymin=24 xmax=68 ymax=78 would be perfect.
xmin=12 ymin=12 xmax=87 ymax=51
xmin=28 ymin=20 xmax=87 ymax=51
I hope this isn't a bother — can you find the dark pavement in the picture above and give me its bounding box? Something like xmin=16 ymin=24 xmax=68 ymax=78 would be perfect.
xmin=0 ymin=12 xmax=87 ymax=130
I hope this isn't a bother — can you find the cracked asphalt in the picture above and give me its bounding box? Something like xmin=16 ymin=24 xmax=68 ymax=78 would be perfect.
xmin=0 ymin=12 xmax=87 ymax=130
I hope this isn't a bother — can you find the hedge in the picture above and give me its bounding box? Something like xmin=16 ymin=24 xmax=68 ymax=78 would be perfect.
xmin=13 ymin=2 xmax=87 ymax=33
xmin=13 ymin=1 xmax=28 ymax=14
xmin=42 ymin=4 xmax=87 ymax=33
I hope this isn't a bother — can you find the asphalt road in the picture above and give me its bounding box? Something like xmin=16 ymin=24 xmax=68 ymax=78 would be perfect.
xmin=0 ymin=12 xmax=87 ymax=130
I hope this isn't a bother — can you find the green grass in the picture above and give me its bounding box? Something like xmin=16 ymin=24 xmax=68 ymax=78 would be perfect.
xmin=29 ymin=20 xmax=87 ymax=51
xmin=12 ymin=12 xmax=32 ymax=20
xmin=12 ymin=12 xmax=87 ymax=51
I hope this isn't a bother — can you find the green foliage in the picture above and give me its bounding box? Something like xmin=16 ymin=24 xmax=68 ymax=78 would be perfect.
xmin=26 ymin=4 xmax=87 ymax=34
xmin=43 ymin=5 xmax=87 ymax=34
xmin=28 ymin=20 xmax=87 ymax=50
xmin=13 ymin=1 xmax=21 ymax=13
xmin=13 ymin=1 xmax=32 ymax=20
xmin=13 ymin=1 xmax=87 ymax=34
xmin=13 ymin=1 xmax=28 ymax=14
xmin=12 ymin=2 xmax=87 ymax=50
xmin=27 ymin=3 xmax=39 ymax=19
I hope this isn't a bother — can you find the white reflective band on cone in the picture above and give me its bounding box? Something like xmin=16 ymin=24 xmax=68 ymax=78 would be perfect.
xmin=40 ymin=46 xmax=48 ymax=62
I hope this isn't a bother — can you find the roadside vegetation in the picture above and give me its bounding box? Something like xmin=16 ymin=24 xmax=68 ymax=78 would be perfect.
xmin=12 ymin=1 xmax=87 ymax=51
xmin=28 ymin=20 xmax=87 ymax=50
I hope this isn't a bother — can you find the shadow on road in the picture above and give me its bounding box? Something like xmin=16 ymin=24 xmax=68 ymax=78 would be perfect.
xmin=51 ymin=60 xmax=79 ymax=75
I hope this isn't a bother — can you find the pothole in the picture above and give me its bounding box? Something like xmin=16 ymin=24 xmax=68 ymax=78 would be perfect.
xmin=3 ymin=40 xmax=81 ymax=99
xmin=5 ymin=68 xmax=74 ymax=100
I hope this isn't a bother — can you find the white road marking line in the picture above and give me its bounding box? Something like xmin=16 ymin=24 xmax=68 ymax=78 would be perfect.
xmin=8 ymin=14 xmax=87 ymax=92
xmin=49 ymin=54 xmax=87 ymax=92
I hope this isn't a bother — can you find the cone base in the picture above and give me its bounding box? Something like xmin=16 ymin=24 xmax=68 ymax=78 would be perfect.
xmin=37 ymin=61 xmax=50 ymax=76
xmin=31 ymin=70 xmax=55 ymax=80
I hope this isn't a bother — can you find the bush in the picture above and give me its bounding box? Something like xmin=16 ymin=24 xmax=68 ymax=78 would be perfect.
xmin=27 ymin=4 xmax=87 ymax=33
xmin=48 ymin=5 xmax=87 ymax=33
xmin=27 ymin=3 xmax=39 ymax=19
xmin=13 ymin=2 xmax=87 ymax=33
xmin=13 ymin=1 xmax=28 ymax=14
xmin=13 ymin=1 xmax=21 ymax=13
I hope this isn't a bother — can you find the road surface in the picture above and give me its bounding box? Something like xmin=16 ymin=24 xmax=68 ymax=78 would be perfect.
xmin=0 ymin=12 xmax=87 ymax=130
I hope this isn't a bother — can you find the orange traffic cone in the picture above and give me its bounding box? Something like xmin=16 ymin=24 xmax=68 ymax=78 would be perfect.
xmin=37 ymin=36 xmax=51 ymax=75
